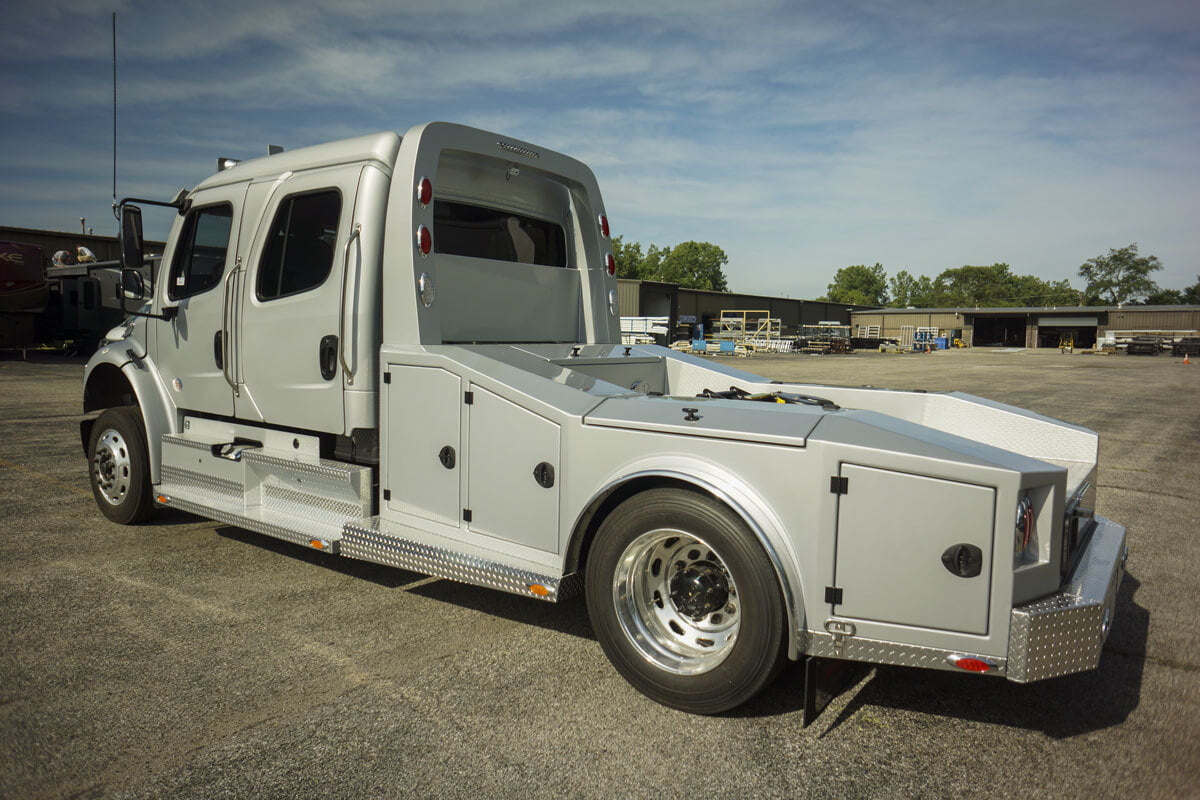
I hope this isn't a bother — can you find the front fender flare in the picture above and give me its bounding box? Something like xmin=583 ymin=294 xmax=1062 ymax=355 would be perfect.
xmin=82 ymin=346 xmax=178 ymax=483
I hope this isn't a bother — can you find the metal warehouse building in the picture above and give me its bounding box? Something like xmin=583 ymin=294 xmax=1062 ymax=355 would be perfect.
xmin=848 ymin=305 xmax=1200 ymax=349
xmin=617 ymin=279 xmax=876 ymax=340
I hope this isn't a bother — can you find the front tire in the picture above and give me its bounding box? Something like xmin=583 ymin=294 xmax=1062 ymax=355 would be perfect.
xmin=585 ymin=488 xmax=787 ymax=714
xmin=88 ymin=406 xmax=154 ymax=524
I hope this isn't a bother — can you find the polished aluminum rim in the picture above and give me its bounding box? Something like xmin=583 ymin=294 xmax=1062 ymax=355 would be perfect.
xmin=613 ymin=528 xmax=740 ymax=675
xmin=92 ymin=428 xmax=131 ymax=505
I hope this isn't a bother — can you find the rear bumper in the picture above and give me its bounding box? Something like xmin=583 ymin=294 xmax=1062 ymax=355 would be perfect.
xmin=1007 ymin=515 xmax=1128 ymax=682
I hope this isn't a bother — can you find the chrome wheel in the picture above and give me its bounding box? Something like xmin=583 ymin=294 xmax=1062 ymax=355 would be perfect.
xmin=92 ymin=427 xmax=132 ymax=506
xmin=613 ymin=528 xmax=740 ymax=675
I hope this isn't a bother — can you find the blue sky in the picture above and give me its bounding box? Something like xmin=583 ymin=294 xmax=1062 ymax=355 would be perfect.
xmin=2 ymin=0 xmax=1197 ymax=299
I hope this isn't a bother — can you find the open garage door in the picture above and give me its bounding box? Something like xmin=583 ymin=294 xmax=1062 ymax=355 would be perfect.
xmin=972 ymin=315 xmax=1027 ymax=347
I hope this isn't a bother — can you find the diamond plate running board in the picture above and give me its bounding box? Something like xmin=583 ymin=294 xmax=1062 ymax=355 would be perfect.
xmin=341 ymin=517 xmax=579 ymax=603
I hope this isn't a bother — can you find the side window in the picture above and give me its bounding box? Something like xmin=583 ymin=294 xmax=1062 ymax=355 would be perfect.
xmin=257 ymin=190 xmax=341 ymax=300
xmin=168 ymin=204 xmax=233 ymax=300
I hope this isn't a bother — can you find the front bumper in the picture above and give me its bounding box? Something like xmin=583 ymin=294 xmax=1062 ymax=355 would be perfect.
xmin=1007 ymin=515 xmax=1128 ymax=682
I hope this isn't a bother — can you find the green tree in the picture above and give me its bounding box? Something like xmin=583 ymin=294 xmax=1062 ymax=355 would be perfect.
xmin=612 ymin=236 xmax=653 ymax=281
xmin=825 ymin=263 xmax=889 ymax=306
xmin=611 ymin=237 xmax=729 ymax=290
xmin=889 ymin=270 xmax=936 ymax=307
xmin=658 ymin=241 xmax=729 ymax=291
xmin=1182 ymin=276 xmax=1200 ymax=305
xmin=1078 ymin=244 xmax=1162 ymax=305
xmin=1143 ymin=288 xmax=1183 ymax=305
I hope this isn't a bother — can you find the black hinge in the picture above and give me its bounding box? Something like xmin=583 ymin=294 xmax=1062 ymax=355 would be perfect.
xmin=383 ymin=489 xmax=391 ymax=501
xmin=830 ymin=476 xmax=848 ymax=495
xmin=464 ymin=391 xmax=474 ymax=404
xmin=383 ymin=372 xmax=391 ymax=384
xmin=463 ymin=508 xmax=472 ymax=522
xmin=825 ymin=586 xmax=843 ymax=605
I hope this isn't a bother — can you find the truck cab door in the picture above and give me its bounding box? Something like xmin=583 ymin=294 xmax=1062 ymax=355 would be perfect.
xmin=155 ymin=185 xmax=245 ymax=417
xmin=234 ymin=164 xmax=363 ymax=431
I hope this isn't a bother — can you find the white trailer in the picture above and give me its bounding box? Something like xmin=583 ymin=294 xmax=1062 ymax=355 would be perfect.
xmin=83 ymin=122 xmax=1127 ymax=715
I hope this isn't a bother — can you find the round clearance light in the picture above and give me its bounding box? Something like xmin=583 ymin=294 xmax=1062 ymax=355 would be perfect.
xmin=416 ymin=176 xmax=433 ymax=207
xmin=598 ymin=214 xmax=610 ymax=238
xmin=605 ymin=253 xmax=616 ymax=276
xmin=608 ymin=288 xmax=619 ymax=316
xmin=418 ymin=272 xmax=436 ymax=308
xmin=416 ymin=224 xmax=432 ymax=256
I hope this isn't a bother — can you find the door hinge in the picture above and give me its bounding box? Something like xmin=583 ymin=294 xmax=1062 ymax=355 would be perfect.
xmin=463 ymin=508 xmax=472 ymax=522
xmin=383 ymin=489 xmax=391 ymax=501
xmin=824 ymin=586 xmax=843 ymax=605
xmin=830 ymin=476 xmax=848 ymax=495
xmin=383 ymin=372 xmax=391 ymax=384
xmin=464 ymin=391 xmax=474 ymax=405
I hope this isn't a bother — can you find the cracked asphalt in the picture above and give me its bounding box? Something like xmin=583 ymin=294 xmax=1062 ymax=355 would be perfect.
xmin=1 ymin=347 xmax=1197 ymax=799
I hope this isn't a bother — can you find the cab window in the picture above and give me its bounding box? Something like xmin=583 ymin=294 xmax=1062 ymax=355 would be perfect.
xmin=257 ymin=190 xmax=341 ymax=300
xmin=433 ymin=200 xmax=566 ymax=267
xmin=167 ymin=204 xmax=233 ymax=300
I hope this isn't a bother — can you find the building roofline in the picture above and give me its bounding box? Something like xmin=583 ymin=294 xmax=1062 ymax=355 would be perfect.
xmin=850 ymin=305 xmax=1200 ymax=314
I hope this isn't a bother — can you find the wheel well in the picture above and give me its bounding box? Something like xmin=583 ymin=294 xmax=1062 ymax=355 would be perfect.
xmin=83 ymin=363 xmax=137 ymax=413
xmin=566 ymin=476 xmax=717 ymax=577
xmin=81 ymin=364 xmax=139 ymax=456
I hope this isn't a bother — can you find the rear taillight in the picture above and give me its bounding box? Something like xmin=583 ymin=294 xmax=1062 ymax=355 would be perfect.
xmin=1015 ymin=495 xmax=1034 ymax=553
xmin=416 ymin=225 xmax=432 ymax=256
xmin=598 ymin=214 xmax=610 ymax=238
xmin=605 ymin=253 xmax=616 ymax=276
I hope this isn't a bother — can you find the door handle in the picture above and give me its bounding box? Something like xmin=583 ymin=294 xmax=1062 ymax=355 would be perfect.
xmin=214 ymin=331 xmax=224 ymax=369
xmin=319 ymin=335 xmax=338 ymax=381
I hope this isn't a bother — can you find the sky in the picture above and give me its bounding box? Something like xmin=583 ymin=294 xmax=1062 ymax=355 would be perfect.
xmin=1 ymin=0 xmax=1197 ymax=300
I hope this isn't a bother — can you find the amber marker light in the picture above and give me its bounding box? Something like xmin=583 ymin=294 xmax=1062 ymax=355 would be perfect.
xmin=310 ymin=539 xmax=325 ymax=550
xmin=528 ymin=584 xmax=550 ymax=597
xmin=156 ymin=494 xmax=169 ymax=504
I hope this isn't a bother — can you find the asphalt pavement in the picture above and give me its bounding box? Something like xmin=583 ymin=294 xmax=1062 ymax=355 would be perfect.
xmin=1 ymin=347 xmax=1197 ymax=799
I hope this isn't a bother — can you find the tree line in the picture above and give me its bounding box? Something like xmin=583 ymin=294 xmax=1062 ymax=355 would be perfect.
xmin=613 ymin=237 xmax=1199 ymax=308
xmin=612 ymin=237 xmax=729 ymax=291
xmin=822 ymin=244 xmax=1200 ymax=308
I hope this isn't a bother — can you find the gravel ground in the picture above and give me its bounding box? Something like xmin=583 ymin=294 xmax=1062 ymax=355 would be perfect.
xmin=1 ymin=347 xmax=1197 ymax=799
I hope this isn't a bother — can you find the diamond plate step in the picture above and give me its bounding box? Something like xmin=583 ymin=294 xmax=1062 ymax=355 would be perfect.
xmin=157 ymin=431 xmax=372 ymax=552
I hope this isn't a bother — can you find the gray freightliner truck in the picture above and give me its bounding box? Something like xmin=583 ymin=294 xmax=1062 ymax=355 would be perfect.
xmin=82 ymin=122 xmax=1127 ymax=714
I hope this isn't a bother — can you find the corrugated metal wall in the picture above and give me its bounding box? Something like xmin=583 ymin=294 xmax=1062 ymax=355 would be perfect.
xmin=616 ymin=279 xmax=640 ymax=317
xmin=1104 ymin=307 xmax=1200 ymax=333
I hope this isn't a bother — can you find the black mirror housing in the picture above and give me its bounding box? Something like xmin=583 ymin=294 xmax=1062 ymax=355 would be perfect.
xmin=120 ymin=205 xmax=145 ymax=269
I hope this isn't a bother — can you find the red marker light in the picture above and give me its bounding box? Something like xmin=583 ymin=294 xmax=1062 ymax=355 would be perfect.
xmin=605 ymin=253 xmax=616 ymax=276
xmin=416 ymin=225 xmax=432 ymax=256
xmin=598 ymin=214 xmax=610 ymax=238
xmin=951 ymin=657 xmax=993 ymax=673
xmin=416 ymin=176 xmax=433 ymax=206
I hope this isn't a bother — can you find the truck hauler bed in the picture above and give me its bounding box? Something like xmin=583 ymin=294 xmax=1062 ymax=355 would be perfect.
xmin=81 ymin=122 xmax=1127 ymax=715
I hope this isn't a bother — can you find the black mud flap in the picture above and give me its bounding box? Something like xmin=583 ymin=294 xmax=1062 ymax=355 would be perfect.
xmin=802 ymin=656 xmax=872 ymax=728
xmin=80 ymin=417 xmax=96 ymax=455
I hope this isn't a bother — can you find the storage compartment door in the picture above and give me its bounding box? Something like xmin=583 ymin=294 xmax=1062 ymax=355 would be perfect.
xmin=385 ymin=365 xmax=461 ymax=527
xmin=466 ymin=386 xmax=560 ymax=553
xmin=834 ymin=464 xmax=995 ymax=635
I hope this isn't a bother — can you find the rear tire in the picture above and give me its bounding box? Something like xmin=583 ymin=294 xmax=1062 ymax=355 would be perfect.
xmin=88 ymin=406 xmax=154 ymax=524
xmin=585 ymin=487 xmax=787 ymax=714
